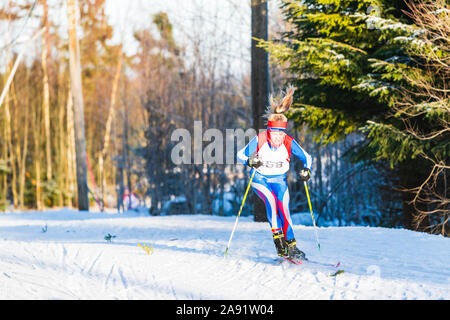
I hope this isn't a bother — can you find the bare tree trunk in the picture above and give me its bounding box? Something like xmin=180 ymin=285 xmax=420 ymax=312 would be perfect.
xmin=2 ymin=29 xmax=17 ymax=208
xmin=1 ymin=120 xmax=7 ymax=205
xmin=17 ymin=91 xmax=29 ymax=209
xmin=57 ymin=96 xmax=65 ymax=207
xmin=66 ymin=88 xmax=77 ymax=207
xmin=42 ymin=0 xmax=52 ymax=183
xmin=116 ymin=158 xmax=125 ymax=213
xmin=251 ymin=0 xmax=269 ymax=222
xmin=67 ymin=0 xmax=89 ymax=211
xmin=99 ymin=47 xmax=123 ymax=210
xmin=33 ymin=100 xmax=42 ymax=210
xmin=1 ymin=60 xmax=8 ymax=206
xmin=4 ymin=69 xmax=18 ymax=208
xmin=123 ymin=84 xmax=132 ymax=210
xmin=56 ymin=59 xmax=66 ymax=207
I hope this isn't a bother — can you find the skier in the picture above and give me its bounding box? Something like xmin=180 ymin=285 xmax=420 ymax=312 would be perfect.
xmin=123 ymin=188 xmax=140 ymax=210
xmin=237 ymin=85 xmax=312 ymax=261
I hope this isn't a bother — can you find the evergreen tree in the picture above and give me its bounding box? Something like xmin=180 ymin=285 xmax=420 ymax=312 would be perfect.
xmin=260 ymin=0 xmax=449 ymax=233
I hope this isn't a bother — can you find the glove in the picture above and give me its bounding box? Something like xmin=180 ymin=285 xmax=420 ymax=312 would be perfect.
xmin=248 ymin=153 xmax=263 ymax=168
xmin=299 ymin=168 xmax=311 ymax=181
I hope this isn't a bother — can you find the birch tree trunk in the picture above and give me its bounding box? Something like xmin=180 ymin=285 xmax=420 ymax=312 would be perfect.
xmin=4 ymin=64 xmax=18 ymax=208
xmin=99 ymin=47 xmax=123 ymax=209
xmin=67 ymin=0 xmax=89 ymax=211
xmin=42 ymin=0 xmax=52 ymax=183
xmin=56 ymin=58 xmax=66 ymax=207
xmin=66 ymin=89 xmax=77 ymax=207
xmin=33 ymin=99 xmax=42 ymax=210
xmin=18 ymin=103 xmax=29 ymax=209
xmin=1 ymin=120 xmax=7 ymax=205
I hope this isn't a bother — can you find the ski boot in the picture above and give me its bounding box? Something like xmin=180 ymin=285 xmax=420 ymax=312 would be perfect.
xmin=272 ymin=231 xmax=288 ymax=257
xmin=286 ymin=238 xmax=306 ymax=261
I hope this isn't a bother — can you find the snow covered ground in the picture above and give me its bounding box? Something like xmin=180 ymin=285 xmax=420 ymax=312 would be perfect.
xmin=0 ymin=209 xmax=449 ymax=300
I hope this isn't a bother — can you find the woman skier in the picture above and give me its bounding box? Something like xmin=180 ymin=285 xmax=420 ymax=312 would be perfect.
xmin=237 ymin=86 xmax=312 ymax=261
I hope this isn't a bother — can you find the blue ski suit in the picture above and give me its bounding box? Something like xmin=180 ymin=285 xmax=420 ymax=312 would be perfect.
xmin=237 ymin=130 xmax=312 ymax=241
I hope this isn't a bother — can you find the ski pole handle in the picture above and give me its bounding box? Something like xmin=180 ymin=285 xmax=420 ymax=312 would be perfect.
xmin=224 ymin=170 xmax=256 ymax=258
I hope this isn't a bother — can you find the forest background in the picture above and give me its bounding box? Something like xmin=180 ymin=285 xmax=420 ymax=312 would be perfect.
xmin=0 ymin=0 xmax=448 ymax=236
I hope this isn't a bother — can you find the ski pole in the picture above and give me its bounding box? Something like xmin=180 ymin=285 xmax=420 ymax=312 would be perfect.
xmin=304 ymin=181 xmax=321 ymax=251
xmin=224 ymin=169 xmax=256 ymax=258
